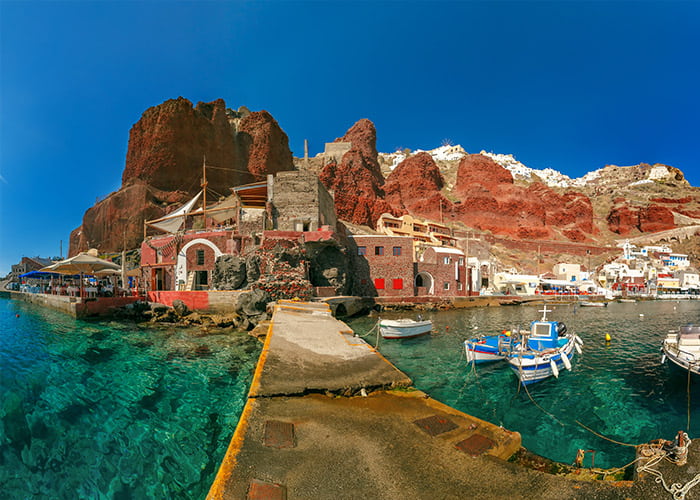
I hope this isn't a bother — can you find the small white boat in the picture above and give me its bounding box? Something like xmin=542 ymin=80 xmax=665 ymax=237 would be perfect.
xmin=579 ymin=301 xmax=607 ymax=307
xmin=662 ymin=325 xmax=700 ymax=375
xmin=379 ymin=318 xmax=432 ymax=339
xmin=619 ymin=298 xmax=636 ymax=303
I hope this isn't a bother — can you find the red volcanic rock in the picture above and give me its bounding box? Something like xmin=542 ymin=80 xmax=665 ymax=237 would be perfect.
xmin=320 ymin=119 xmax=394 ymax=227
xmin=384 ymin=152 xmax=448 ymax=216
xmin=562 ymin=228 xmax=587 ymax=242
xmin=454 ymin=154 xmax=513 ymax=196
xmin=123 ymin=97 xmax=248 ymax=194
xmin=607 ymin=203 xmax=675 ymax=234
xmin=335 ymin=118 xmax=383 ymax=180
xmin=73 ymin=97 xmax=295 ymax=253
xmin=651 ymin=196 xmax=692 ymax=204
xmin=607 ymin=205 xmax=638 ymax=235
xmin=639 ymin=205 xmax=675 ymax=233
xmin=69 ymin=182 xmax=187 ymax=255
xmin=238 ymin=110 xmax=294 ymax=180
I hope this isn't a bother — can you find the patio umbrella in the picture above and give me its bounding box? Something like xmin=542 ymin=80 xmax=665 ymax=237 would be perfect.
xmin=41 ymin=253 xmax=121 ymax=298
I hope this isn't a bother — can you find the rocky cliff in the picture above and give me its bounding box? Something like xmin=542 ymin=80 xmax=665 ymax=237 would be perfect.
xmin=318 ymin=119 xmax=395 ymax=228
xmin=70 ymin=98 xmax=294 ymax=255
xmin=311 ymin=119 xmax=699 ymax=248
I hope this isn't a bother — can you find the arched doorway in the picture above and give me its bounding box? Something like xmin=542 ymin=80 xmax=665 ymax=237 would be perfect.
xmin=176 ymin=238 xmax=223 ymax=290
xmin=415 ymin=272 xmax=434 ymax=295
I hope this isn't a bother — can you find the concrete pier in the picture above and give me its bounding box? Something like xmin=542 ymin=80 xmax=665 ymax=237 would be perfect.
xmin=207 ymin=300 xmax=646 ymax=499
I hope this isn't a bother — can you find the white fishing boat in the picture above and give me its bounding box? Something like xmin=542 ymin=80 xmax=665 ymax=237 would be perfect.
xmin=379 ymin=318 xmax=432 ymax=339
xmin=507 ymin=305 xmax=584 ymax=385
xmin=662 ymin=325 xmax=700 ymax=375
xmin=578 ymin=300 xmax=607 ymax=307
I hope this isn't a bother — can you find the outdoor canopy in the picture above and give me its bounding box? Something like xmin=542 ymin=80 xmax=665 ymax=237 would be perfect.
xmin=40 ymin=253 xmax=121 ymax=275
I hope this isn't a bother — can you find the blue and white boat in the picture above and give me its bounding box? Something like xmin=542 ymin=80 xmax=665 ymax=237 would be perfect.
xmin=507 ymin=305 xmax=583 ymax=385
xmin=464 ymin=330 xmax=519 ymax=364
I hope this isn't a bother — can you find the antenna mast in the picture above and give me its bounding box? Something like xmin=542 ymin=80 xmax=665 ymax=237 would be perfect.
xmin=202 ymin=156 xmax=208 ymax=229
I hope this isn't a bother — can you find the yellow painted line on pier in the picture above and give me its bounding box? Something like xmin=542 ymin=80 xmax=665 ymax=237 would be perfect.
xmin=206 ymin=320 xmax=274 ymax=499
xmin=206 ymin=393 xmax=256 ymax=499
xmin=247 ymin=319 xmax=274 ymax=398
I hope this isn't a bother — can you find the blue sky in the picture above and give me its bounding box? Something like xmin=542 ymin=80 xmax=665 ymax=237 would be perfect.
xmin=1 ymin=1 xmax=698 ymax=275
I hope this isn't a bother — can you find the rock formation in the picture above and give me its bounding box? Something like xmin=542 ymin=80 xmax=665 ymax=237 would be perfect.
xmin=122 ymin=97 xmax=247 ymax=193
xmin=384 ymin=152 xmax=450 ymax=221
xmin=319 ymin=119 xmax=395 ymax=228
xmin=237 ymin=110 xmax=293 ymax=179
xmin=70 ymin=97 xmax=294 ymax=255
xmin=607 ymin=201 xmax=676 ymax=235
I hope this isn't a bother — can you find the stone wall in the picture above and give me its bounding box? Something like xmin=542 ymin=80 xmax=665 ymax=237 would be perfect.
xmin=348 ymin=235 xmax=415 ymax=297
xmin=270 ymin=171 xmax=337 ymax=231
xmin=417 ymin=247 xmax=468 ymax=296
xmin=323 ymin=142 xmax=352 ymax=163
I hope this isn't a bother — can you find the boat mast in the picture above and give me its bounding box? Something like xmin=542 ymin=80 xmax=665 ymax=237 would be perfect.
xmin=202 ymin=156 xmax=208 ymax=229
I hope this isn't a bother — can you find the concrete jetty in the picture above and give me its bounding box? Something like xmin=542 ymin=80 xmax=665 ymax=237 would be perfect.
xmin=207 ymin=300 xmax=665 ymax=499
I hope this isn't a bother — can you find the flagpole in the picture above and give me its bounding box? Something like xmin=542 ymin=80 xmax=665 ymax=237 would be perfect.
xmin=202 ymin=156 xmax=208 ymax=229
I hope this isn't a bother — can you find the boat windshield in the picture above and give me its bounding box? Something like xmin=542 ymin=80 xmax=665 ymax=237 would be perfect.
xmin=531 ymin=322 xmax=552 ymax=337
xmin=680 ymin=325 xmax=700 ymax=339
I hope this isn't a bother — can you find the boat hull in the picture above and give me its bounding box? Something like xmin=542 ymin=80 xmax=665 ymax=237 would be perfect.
xmin=379 ymin=320 xmax=432 ymax=339
xmin=464 ymin=335 xmax=512 ymax=363
xmin=508 ymin=337 xmax=577 ymax=385
xmin=662 ymin=343 xmax=700 ymax=376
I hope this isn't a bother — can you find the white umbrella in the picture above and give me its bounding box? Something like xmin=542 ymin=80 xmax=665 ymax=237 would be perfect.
xmin=41 ymin=253 xmax=121 ymax=298
xmin=42 ymin=253 xmax=120 ymax=275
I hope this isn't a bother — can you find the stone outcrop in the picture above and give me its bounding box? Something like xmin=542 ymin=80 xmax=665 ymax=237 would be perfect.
xmin=237 ymin=111 xmax=293 ymax=179
xmin=384 ymin=152 xmax=449 ymax=221
xmin=212 ymin=254 xmax=248 ymax=290
xmin=446 ymin=155 xmax=595 ymax=241
xmin=122 ymin=97 xmax=248 ymax=193
xmin=69 ymin=181 xmax=187 ymax=255
xmin=319 ymin=119 xmax=394 ymax=228
xmin=70 ymin=98 xmax=294 ymax=255
xmin=606 ymin=202 xmax=676 ymax=235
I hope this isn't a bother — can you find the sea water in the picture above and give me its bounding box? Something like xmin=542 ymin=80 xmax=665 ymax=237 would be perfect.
xmin=0 ymin=298 xmax=260 ymax=499
xmin=349 ymin=299 xmax=700 ymax=469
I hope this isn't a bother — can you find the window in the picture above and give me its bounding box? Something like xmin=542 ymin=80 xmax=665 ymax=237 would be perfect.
xmin=458 ymin=283 xmax=463 ymax=291
xmin=375 ymin=246 xmax=384 ymax=256
xmin=374 ymin=278 xmax=385 ymax=290
xmin=443 ymin=256 xmax=451 ymax=265
xmin=196 ymin=249 xmax=205 ymax=265
xmin=392 ymin=278 xmax=403 ymax=290
xmin=443 ymin=282 xmax=450 ymax=290
xmin=358 ymin=246 xmax=367 ymax=256
xmin=392 ymin=246 xmax=402 ymax=256
xmin=458 ymin=258 xmax=464 ymax=266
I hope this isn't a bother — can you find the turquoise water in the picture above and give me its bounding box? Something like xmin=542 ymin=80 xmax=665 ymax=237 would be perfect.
xmin=0 ymin=298 xmax=260 ymax=499
xmin=349 ymin=300 xmax=700 ymax=469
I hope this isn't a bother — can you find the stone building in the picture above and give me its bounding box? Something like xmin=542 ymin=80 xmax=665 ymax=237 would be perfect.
xmin=139 ymin=170 xmax=342 ymax=294
xmin=348 ymin=235 xmax=415 ymax=297
xmin=415 ymin=246 xmax=468 ymax=296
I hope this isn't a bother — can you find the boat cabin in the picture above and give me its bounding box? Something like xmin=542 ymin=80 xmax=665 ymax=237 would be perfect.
xmin=527 ymin=321 xmax=566 ymax=351
xmin=678 ymin=326 xmax=700 ymax=347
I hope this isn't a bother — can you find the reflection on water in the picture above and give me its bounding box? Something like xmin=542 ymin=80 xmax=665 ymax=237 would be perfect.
xmin=349 ymin=299 xmax=700 ymax=468
xmin=0 ymin=298 xmax=260 ymax=500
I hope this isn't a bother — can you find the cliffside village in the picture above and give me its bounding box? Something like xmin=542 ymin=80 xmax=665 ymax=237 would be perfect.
xmin=6 ymin=167 xmax=698 ymax=307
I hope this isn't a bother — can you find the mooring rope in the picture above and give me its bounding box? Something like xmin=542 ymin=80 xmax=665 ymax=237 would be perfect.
xmin=637 ymin=449 xmax=700 ymax=500
xmin=687 ymin=362 xmax=693 ymax=431
xmin=520 ymin=376 xmax=566 ymax=427
xmin=574 ymin=420 xmax=638 ymax=447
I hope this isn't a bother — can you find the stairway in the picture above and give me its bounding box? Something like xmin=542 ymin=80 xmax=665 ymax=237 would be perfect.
xmin=185 ymin=271 xmax=195 ymax=291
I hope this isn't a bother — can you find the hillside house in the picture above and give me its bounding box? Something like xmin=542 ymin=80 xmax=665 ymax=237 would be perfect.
xmin=348 ymin=235 xmax=415 ymax=297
